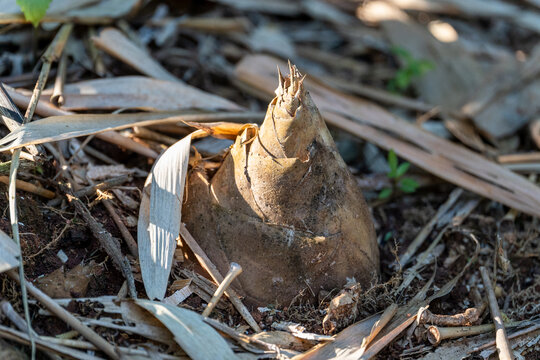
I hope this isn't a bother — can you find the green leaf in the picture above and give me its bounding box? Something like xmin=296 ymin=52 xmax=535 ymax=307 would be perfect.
xmin=378 ymin=187 xmax=393 ymax=199
xmin=394 ymin=70 xmax=411 ymax=91
xmin=16 ymin=0 xmax=52 ymax=27
xmin=399 ymin=177 xmax=419 ymax=193
xmin=391 ymin=46 xmax=411 ymax=62
xmin=396 ymin=162 xmax=410 ymax=178
xmin=418 ymin=60 xmax=435 ymax=73
xmin=387 ymin=149 xmax=398 ymax=177
xmin=383 ymin=231 xmax=393 ymax=243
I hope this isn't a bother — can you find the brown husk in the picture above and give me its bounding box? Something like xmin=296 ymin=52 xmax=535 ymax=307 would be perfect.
xmin=183 ymin=64 xmax=378 ymax=306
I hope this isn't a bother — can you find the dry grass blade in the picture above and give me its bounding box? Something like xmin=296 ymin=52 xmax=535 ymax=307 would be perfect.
xmin=0 ymin=83 xmax=39 ymax=155
xmin=357 ymin=303 xmax=398 ymax=357
xmin=235 ymin=55 xmax=540 ymax=218
xmin=0 ymin=229 xmax=19 ymax=274
xmin=92 ymin=28 xmax=179 ymax=82
xmin=134 ymin=300 xmax=237 ymax=360
xmin=42 ymin=76 xmax=242 ymax=111
xmin=298 ymin=314 xmax=381 ymax=359
xmin=0 ymin=112 xmax=251 ymax=152
xmin=0 ymin=325 xmax=97 ymax=360
xmin=138 ymin=135 xmax=192 ymax=300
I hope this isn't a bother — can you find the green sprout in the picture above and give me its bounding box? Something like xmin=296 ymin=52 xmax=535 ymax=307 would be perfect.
xmin=16 ymin=0 xmax=52 ymax=27
xmin=388 ymin=47 xmax=434 ymax=93
xmin=378 ymin=149 xmax=419 ymax=199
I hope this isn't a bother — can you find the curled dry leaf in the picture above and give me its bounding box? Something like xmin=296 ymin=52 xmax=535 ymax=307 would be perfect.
xmin=183 ymin=64 xmax=378 ymax=305
xmin=322 ymin=283 xmax=362 ymax=335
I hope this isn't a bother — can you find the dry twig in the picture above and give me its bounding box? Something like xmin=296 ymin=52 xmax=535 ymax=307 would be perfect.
xmin=480 ymin=266 xmax=514 ymax=360
xmin=179 ymin=224 xmax=261 ymax=332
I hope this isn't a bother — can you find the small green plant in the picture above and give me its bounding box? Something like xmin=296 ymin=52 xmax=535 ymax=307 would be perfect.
xmin=16 ymin=0 xmax=52 ymax=27
xmin=388 ymin=47 xmax=434 ymax=93
xmin=379 ymin=149 xmax=419 ymax=199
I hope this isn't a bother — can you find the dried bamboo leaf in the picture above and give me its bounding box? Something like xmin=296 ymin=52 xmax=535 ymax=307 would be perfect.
xmin=0 ymin=229 xmax=19 ymax=273
xmin=382 ymin=0 xmax=540 ymax=35
xmin=92 ymin=28 xmax=178 ymax=82
xmin=234 ymin=55 xmax=540 ymax=218
xmin=0 ymin=112 xmax=225 ymax=151
xmin=135 ymin=299 xmax=237 ymax=360
xmin=0 ymin=324 xmax=96 ymax=360
xmin=138 ymin=135 xmax=191 ymax=300
xmin=42 ymin=76 xmax=242 ymax=111
xmin=299 ymin=314 xmax=381 ymax=359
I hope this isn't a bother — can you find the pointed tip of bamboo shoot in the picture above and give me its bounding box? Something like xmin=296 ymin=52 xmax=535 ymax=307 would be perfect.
xmin=276 ymin=62 xmax=305 ymax=116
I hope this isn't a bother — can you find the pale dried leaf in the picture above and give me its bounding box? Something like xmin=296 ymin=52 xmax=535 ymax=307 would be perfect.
xmin=42 ymin=76 xmax=242 ymax=111
xmin=86 ymin=164 xmax=140 ymax=181
xmin=92 ymin=28 xmax=178 ymax=82
xmin=248 ymin=25 xmax=295 ymax=58
xmin=0 ymin=229 xmax=19 ymax=273
xmin=138 ymin=135 xmax=191 ymax=300
xmin=135 ymin=299 xmax=237 ymax=360
xmin=0 ymin=112 xmax=202 ymax=151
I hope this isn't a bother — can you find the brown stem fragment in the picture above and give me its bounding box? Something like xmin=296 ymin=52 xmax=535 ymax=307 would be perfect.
xmin=417 ymin=306 xmax=482 ymax=327
xmin=102 ymin=199 xmax=138 ymax=258
xmin=480 ymin=266 xmax=514 ymax=360
xmin=48 ymin=175 xmax=131 ymax=207
xmin=427 ymin=321 xmax=524 ymax=346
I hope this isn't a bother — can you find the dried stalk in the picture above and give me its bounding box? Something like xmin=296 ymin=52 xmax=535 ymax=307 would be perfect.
xmin=7 ymin=270 xmax=119 ymax=359
xmin=179 ymin=224 xmax=261 ymax=332
xmin=95 ymin=130 xmax=159 ymax=159
xmin=50 ymin=52 xmax=67 ymax=106
xmin=8 ymin=23 xmax=73 ymax=359
xmin=0 ymin=300 xmax=61 ymax=360
xmin=399 ymin=188 xmax=463 ymax=267
xmin=0 ymin=324 xmax=95 ymax=360
xmin=48 ymin=174 xmax=131 ymax=206
xmin=202 ymin=262 xmax=243 ymax=317
xmin=102 ymin=199 xmax=138 ymax=257
xmin=0 ymin=300 xmax=34 ymax=335
xmin=65 ymin=190 xmax=136 ymax=299
xmin=133 ymin=126 xmax=178 ymax=145
xmin=480 ymin=266 xmax=514 ymax=360
xmin=357 ymin=303 xmax=398 ymax=357
xmin=469 ymin=323 xmax=540 ymax=354
xmin=0 ymin=176 xmax=55 ymax=198
xmin=359 ymin=314 xmax=417 ymax=360
xmin=427 ymin=321 xmax=524 ymax=346
xmin=417 ymin=306 xmax=481 ymax=327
